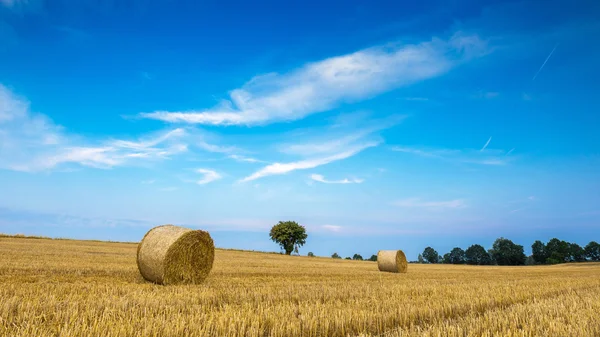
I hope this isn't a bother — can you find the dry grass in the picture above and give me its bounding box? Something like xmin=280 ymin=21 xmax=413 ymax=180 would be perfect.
xmin=1 ymin=235 xmax=599 ymax=337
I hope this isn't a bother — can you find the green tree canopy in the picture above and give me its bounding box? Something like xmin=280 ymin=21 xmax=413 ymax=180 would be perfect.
xmin=489 ymin=237 xmax=526 ymax=265
xmin=422 ymin=247 xmax=439 ymax=264
xmin=465 ymin=244 xmax=493 ymax=265
xmin=585 ymin=241 xmax=600 ymax=261
xmin=448 ymin=247 xmax=466 ymax=264
xmin=269 ymin=221 xmax=307 ymax=255
xmin=352 ymin=254 xmax=363 ymax=261
xmin=531 ymin=240 xmax=547 ymax=264
xmin=368 ymin=254 xmax=377 ymax=262
xmin=331 ymin=252 xmax=341 ymax=259
xmin=545 ymin=238 xmax=570 ymax=264
xmin=569 ymin=243 xmax=586 ymax=262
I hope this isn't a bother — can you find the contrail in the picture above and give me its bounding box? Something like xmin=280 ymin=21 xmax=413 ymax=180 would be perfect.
xmin=506 ymin=148 xmax=515 ymax=156
xmin=532 ymin=43 xmax=558 ymax=81
xmin=480 ymin=136 xmax=492 ymax=151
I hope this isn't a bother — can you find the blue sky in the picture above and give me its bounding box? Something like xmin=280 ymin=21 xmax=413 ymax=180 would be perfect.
xmin=1 ymin=0 xmax=599 ymax=259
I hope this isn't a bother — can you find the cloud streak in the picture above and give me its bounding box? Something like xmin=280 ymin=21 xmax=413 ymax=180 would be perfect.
xmin=322 ymin=225 xmax=342 ymax=232
xmin=196 ymin=168 xmax=222 ymax=184
xmin=139 ymin=32 xmax=488 ymax=126
xmin=228 ymin=154 xmax=265 ymax=163
xmin=0 ymin=84 xmax=189 ymax=172
xmin=392 ymin=143 xmax=514 ymax=166
xmin=240 ymin=142 xmax=378 ymax=182
xmin=310 ymin=174 xmax=363 ymax=184
xmin=480 ymin=136 xmax=492 ymax=151
xmin=532 ymin=43 xmax=558 ymax=81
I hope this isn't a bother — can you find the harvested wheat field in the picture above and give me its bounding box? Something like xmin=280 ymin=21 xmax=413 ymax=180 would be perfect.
xmin=1 ymin=235 xmax=600 ymax=337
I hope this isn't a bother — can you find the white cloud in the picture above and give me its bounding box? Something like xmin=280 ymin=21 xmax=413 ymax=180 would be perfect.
xmin=240 ymin=142 xmax=378 ymax=182
xmin=280 ymin=129 xmax=381 ymax=157
xmin=228 ymin=154 xmax=264 ymax=163
xmin=196 ymin=168 xmax=222 ymax=185
xmin=310 ymin=174 xmax=363 ymax=184
xmin=196 ymin=140 xmax=236 ymax=153
xmin=393 ymin=198 xmax=466 ymax=209
xmin=391 ymin=144 xmax=514 ymax=166
xmin=139 ymin=32 xmax=488 ymax=126
xmin=0 ymin=84 xmax=189 ymax=172
xmin=322 ymin=225 xmax=342 ymax=232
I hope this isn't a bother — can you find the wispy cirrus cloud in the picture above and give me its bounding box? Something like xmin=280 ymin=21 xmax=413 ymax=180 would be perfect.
xmin=392 ymin=198 xmax=466 ymax=209
xmin=0 ymin=84 xmax=254 ymax=173
xmin=391 ymin=141 xmax=514 ymax=166
xmin=139 ymin=31 xmax=488 ymax=126
xmin=228 ymin=154 xmax=265 ymax=163
xmin=240 ymin=142 xmax=378 ymax=182
xmin=196 ymin=168 xmax=221 ymax=184
xmin=480 ymin=136 xmax=492 ymax=151
xmin=0 ymin=84 xmax=192 ymax=172
xmin=278 ymin=113 xmax=403 ymax=156
xmin=240 ymin=112 xmax=398 ymax=182
xmin=322 ymin=225 xmax=342 ymax=232
xmin=310 ymin=174 xmax=363 ymax=184
xmin=532 ymin=43 xmax=559 ymax=81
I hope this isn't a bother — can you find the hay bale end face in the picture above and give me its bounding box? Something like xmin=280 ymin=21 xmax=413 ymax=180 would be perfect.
xmin=377 ymin=250 xmax=408 ymax=273
xmin=137 ymin=225 xmax=215 ymax=285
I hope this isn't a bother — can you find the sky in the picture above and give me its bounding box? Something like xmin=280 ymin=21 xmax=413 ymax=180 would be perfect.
xmin=1 ymin=0 xmax=599 ymax=260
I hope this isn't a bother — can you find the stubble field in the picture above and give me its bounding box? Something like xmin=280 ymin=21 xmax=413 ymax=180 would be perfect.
xmin=1 ymin=235 xmax=600 ymax=337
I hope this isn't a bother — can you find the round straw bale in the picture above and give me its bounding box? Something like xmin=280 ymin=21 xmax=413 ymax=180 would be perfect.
xmin=137 ymin=224 xmax=215 ymax=285
xmin=377 ymin=250 xmax=408 ymax=273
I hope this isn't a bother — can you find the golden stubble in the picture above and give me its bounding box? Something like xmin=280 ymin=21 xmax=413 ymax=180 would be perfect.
xmin=1 ymin=235 xmax=599 ymax=337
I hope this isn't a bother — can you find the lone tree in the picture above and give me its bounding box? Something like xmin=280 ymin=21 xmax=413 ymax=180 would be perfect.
xmin=368 ymin=254 xmax=377 ymax=262
xmin=269 ymin=221 xmax=308 ymax=255
xmin=352 ymin=254 xmax=363 ymax=261
xmin=331 ymin=252 xmax=341 ymax=259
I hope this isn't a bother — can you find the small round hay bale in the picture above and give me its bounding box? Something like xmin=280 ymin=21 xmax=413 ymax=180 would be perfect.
xmin=377 ymin=250 xmax=408 ymax=273
xmin=137 ymin=224 xmax=215 ymax=285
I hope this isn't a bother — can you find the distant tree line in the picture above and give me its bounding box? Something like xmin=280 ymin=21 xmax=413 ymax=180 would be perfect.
xmin=327 ymin=252 xmax=378 ymax=261
xmin=418 ymin=238 xmax=600 ymax=266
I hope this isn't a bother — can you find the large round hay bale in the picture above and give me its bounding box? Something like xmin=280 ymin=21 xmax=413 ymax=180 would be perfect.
xmin=137 ymin=224 xmax=215 ymax=285
xmin=377 ymin=250 xmax=408 ymax=273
